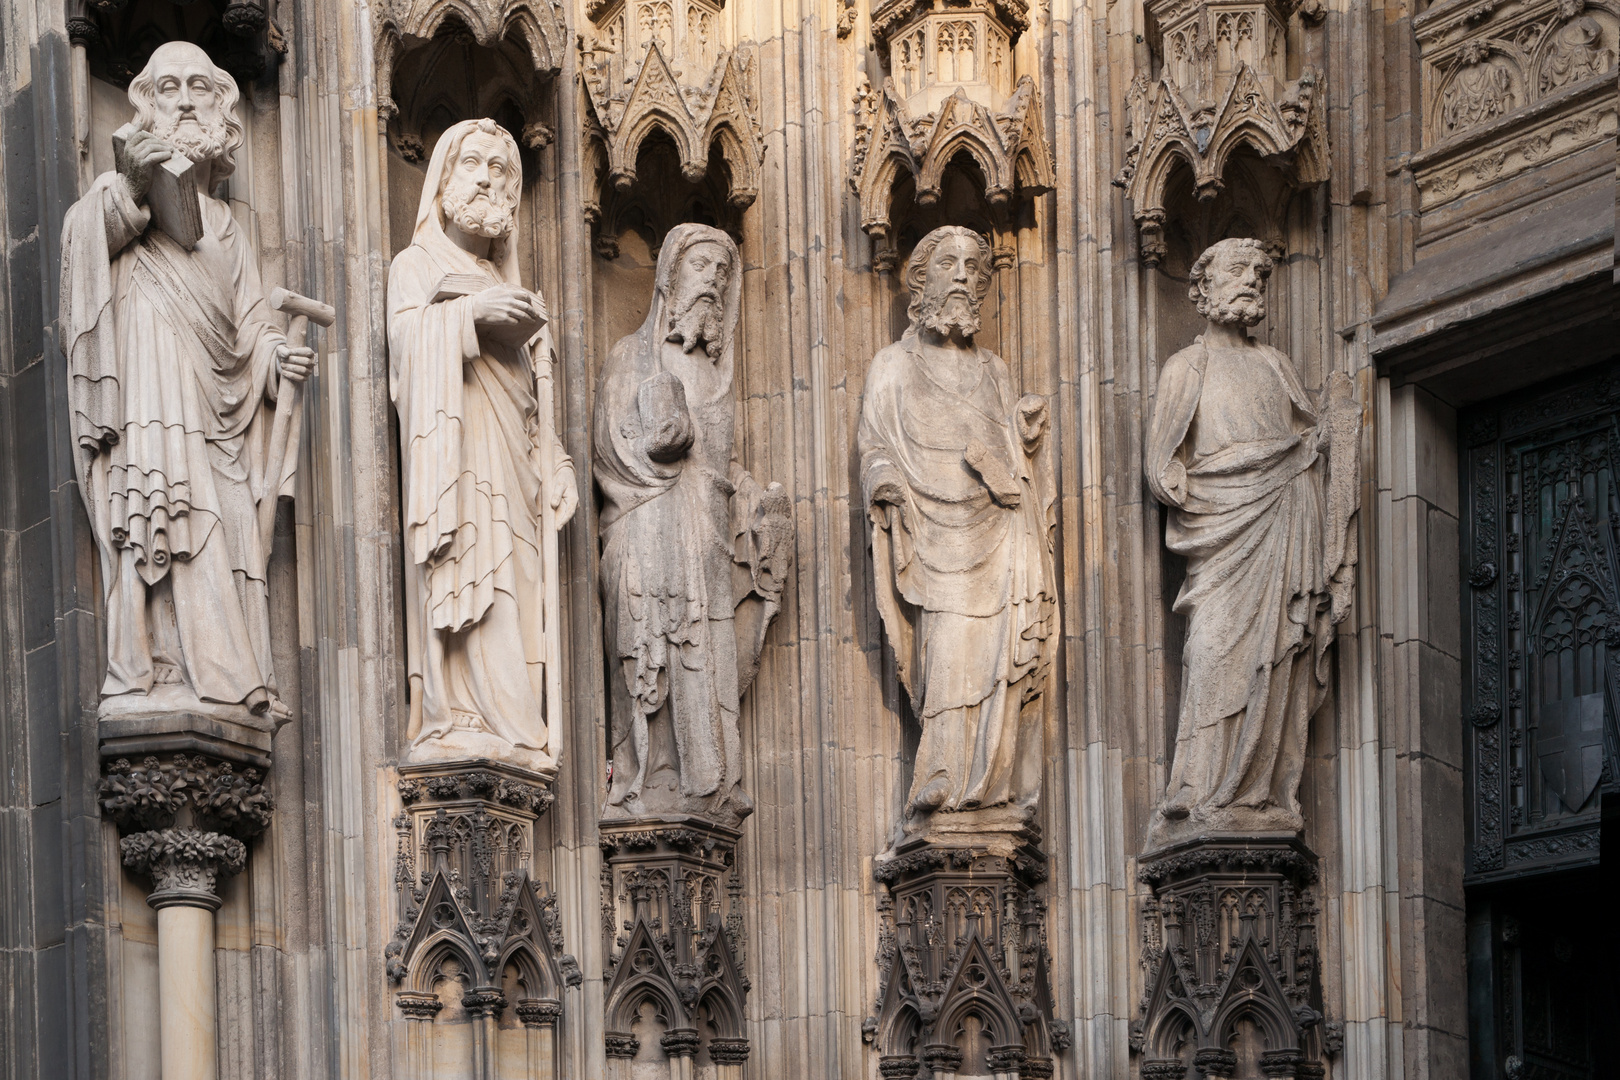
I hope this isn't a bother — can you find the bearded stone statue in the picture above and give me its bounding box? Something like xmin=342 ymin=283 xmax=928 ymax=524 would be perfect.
xmin=1144 ymin=237 xmax=1360 ymax=847
xmin=387 ymin=119 xmax=580 ymax=773
xmin=859 ymin=226 xmax=1060 ymax=845
xmin=59 ymin=42 xmax=315 ymax=724
xmin=595 ymin=224 xmax=793 ymax=827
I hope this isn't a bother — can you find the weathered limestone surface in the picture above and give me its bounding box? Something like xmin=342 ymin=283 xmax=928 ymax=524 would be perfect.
xmin=388 ymin=118 xmax=579 ymax=775
xmin=859 ymin=225 xmax=1058 ymax=845
xmin=1143 ymin=238 xmax=1360 ymax=846
xmin=1 ymin=0 xmax=1610 ymax=1075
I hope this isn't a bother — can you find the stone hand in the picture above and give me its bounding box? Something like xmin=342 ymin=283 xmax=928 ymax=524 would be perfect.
xmin=1016 ymin=394 xmax=1048 ymax=450
xmin=115 ymin=128 xmax=173 ymax=204
xmin=548 ymin=461 xmax=580 ymax=525
xmin=637 ymin=371 xmax=693 ymax=463
xmin=964 ymin=439 xmax=1021 ymax=507
xmin=868 ymin=466 xmax=907 ymax=529
xmin=471 ymin=285 xmax=544 ymax=336
xmin=275 ymin=344 xmax=317 ymax=384
xmin=1159 ymin=458 xmax=1187 ymax=505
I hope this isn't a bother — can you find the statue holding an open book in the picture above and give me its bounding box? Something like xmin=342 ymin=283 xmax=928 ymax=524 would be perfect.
xmin=387 ymin=118 xmax=580 ymax=773
xmin=59 ymin=42 xmax=317 ymax=725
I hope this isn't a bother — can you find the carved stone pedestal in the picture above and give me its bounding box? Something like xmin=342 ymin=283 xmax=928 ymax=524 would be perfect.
xmin=865 ymin=833 xmax=1066 ymax=1077
xmin=1132 ymin=835 xmax=1329 ymax=1078
xmin=100 ymin=751 xmax=273 ymax=1080
xmin=600 ymin=817 xmax=751 ymax=1078
xmin=386 ymin=759 xmax=577 ymax=1080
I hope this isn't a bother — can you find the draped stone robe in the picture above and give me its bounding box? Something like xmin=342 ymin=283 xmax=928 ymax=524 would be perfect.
xmin=61 ymin=171 xmax=288 ymax=712
xmin=859 ymin=335 xmax=1058 ymax=831
xmin=388 ymin=231 xmax=571 ymax=768
xmin=595 ymin=224 xmax=769 ymax=825
xmin=1145 ymin=336 xmax=1338 ymax=843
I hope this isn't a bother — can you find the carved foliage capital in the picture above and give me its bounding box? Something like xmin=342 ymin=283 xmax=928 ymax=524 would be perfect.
xmin=121 ymin=827 xmax=246 ymax=908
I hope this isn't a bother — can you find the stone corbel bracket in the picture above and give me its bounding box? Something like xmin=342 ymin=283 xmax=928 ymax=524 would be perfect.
xmin=863 ymin=839 xmax=1067 ymax=1077
xmin=1114 ymin=0 xmax=1331 ymax=266
xmin=850 ymin=75 xmax=1057 ymax=261
xmin=386 ymin=761 xmax=578 ymax=1042
xmin=1132 ymin=835 xmax=1335 ymax=1079
xmin=580 ymin=40 xmax=766 ymax=231
xmin=599 ymin=819 xmax=751 ymax=1073
xmin=374 ymin=0 xmax=568 ymax=153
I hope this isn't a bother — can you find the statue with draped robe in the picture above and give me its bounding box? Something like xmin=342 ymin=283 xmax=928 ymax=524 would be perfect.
xmin=595 ymin=224 xmax=792 ymax=827
xmin=1144 ymin=237 xmax=1360 ymax=847
xmin=859 ymin=226 xmax=1059 ymax=843
xmin=59 ymin=42 xmax=315 ymax=723
xmin=388 ymin=119 xmax=580 ymax=772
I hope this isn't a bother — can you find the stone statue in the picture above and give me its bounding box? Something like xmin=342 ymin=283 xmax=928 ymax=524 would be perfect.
xmin=1144 ymin=237 xmax=1360 ymax=847
xmin=59 ymin=42 xmax=315 ymax=723
xmin=595 ymin=224 xmax=792 ymax=826
xmin=387 ymin=119 xmax=580 ymax=773
xmin=858 ymin=226 xmax=1059 ymax=844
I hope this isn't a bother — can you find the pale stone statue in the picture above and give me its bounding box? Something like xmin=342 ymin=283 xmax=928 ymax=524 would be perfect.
xmin=388 ymin=119 xmax=580 ymax=772
xmin=859 ymin=226 xmax=1059 ymax=844
xmin=60 ymin=42 xmax=315 ymax=723
xmin=1145 ymin=237 xmax=1360 ymax=847
xmin=596 ymin=224 xmax=792 ymax=826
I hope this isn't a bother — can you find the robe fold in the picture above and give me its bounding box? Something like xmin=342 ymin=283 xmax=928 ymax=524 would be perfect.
xmin=859 ymin=335 xmax=1058 ymax=821
xmin=596 ymin=224 xmax=748 ymax=817
xmin=388 ymin=124 xmax=573 ymax=762
xmin=1145 ymin=336 xmax=1337 ymax=835
xmin=60 ymin=169 xmax=287 ymax=708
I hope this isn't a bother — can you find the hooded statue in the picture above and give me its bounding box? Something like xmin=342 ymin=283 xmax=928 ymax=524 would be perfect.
xmin=595 ymin=224 xmax=792 ymax=827
xmin=387 ymin=118 xmax=579 ymax=773
xmin=59 ymin=42 xmax=313 ymax=723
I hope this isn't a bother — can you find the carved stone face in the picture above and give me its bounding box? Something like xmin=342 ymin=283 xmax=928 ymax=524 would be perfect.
xmin=441 ymin=130 xmax=518 ymax=241
xmin=916 ymin=233 xmax=986 ymax=339
xmin=666 ymin=240 xmax=732 ymax=357
xmin=147 ymin=45 xmax=228 ymax=164
xmin=1197 ymin=246 xmax=1269 ymax=327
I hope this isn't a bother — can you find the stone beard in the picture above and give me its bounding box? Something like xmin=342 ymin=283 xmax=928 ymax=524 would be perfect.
xmin=386 ymin=118 xmax=579 ymax=772
xmin=594 ymin=224 xmax=791 ymax=828
xmin=58 ymin=41 xmax=297 ymax=721
xmin=859 ymin=226 xmax=1059 ymax=843
xmin=1144 ymin=237 xmax=1359 ymax=847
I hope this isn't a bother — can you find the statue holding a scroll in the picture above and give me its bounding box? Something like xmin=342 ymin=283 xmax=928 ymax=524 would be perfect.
xmin=859 ymin=226 xmax=1060 ymax=843
xmin=59 ymin=42 xmax=317 ymax=722
xmin=1144 ymin=237 xmax=1360 ymax=846
xmin=388 ymin=119 xmax=580 ymax=772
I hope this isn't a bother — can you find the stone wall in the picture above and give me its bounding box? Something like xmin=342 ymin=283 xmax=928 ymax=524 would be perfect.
xmin=0 ymin=0 xmax=1611 ymax=1076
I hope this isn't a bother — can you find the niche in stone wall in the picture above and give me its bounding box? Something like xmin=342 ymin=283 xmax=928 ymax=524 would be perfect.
xmin=69 ymin=0 xmax=283 ymax=89
xmin=376 ymin=0 xmax=566 ymax=273
xmin=1148 ymin=149 xmax=1302 ymax=359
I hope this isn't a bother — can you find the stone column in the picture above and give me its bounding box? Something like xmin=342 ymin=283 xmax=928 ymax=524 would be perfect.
xmin=515 ymin=998 xmax=561 ymax=1078
xmin=100 ymin=754 xmax=272 ymax=1080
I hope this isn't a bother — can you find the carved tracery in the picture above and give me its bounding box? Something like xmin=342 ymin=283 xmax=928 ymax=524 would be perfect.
xmin=580 ymin=0 xmax=765 ymax=252
xmin=850 ymin=0 xmax=1055 ymax=266
xmin=375 ymin=0 xmax=567 ymax=157
xmin=1114 ymin=0 xmax=1328 ymax=265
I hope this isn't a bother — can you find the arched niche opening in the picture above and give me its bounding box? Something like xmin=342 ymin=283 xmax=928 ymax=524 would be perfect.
xmin=70 ymin=0 xmax=280 ymax=90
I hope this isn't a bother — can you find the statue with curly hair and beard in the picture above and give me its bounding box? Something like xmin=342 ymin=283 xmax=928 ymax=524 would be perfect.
xmin=60 ymin=42 xmax=316 ymax=724
xmin=1144 ymin=237 xmax=1360 ymax=847
xmin=859 ymin=225 xmax=1060 ymax=846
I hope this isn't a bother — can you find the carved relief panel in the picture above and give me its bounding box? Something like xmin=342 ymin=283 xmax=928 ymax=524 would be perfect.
xmin=1411 ymin=0 xmax=1618 ymax=213
xmin=1461 ymin=366 xmax=1618 ymax=881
